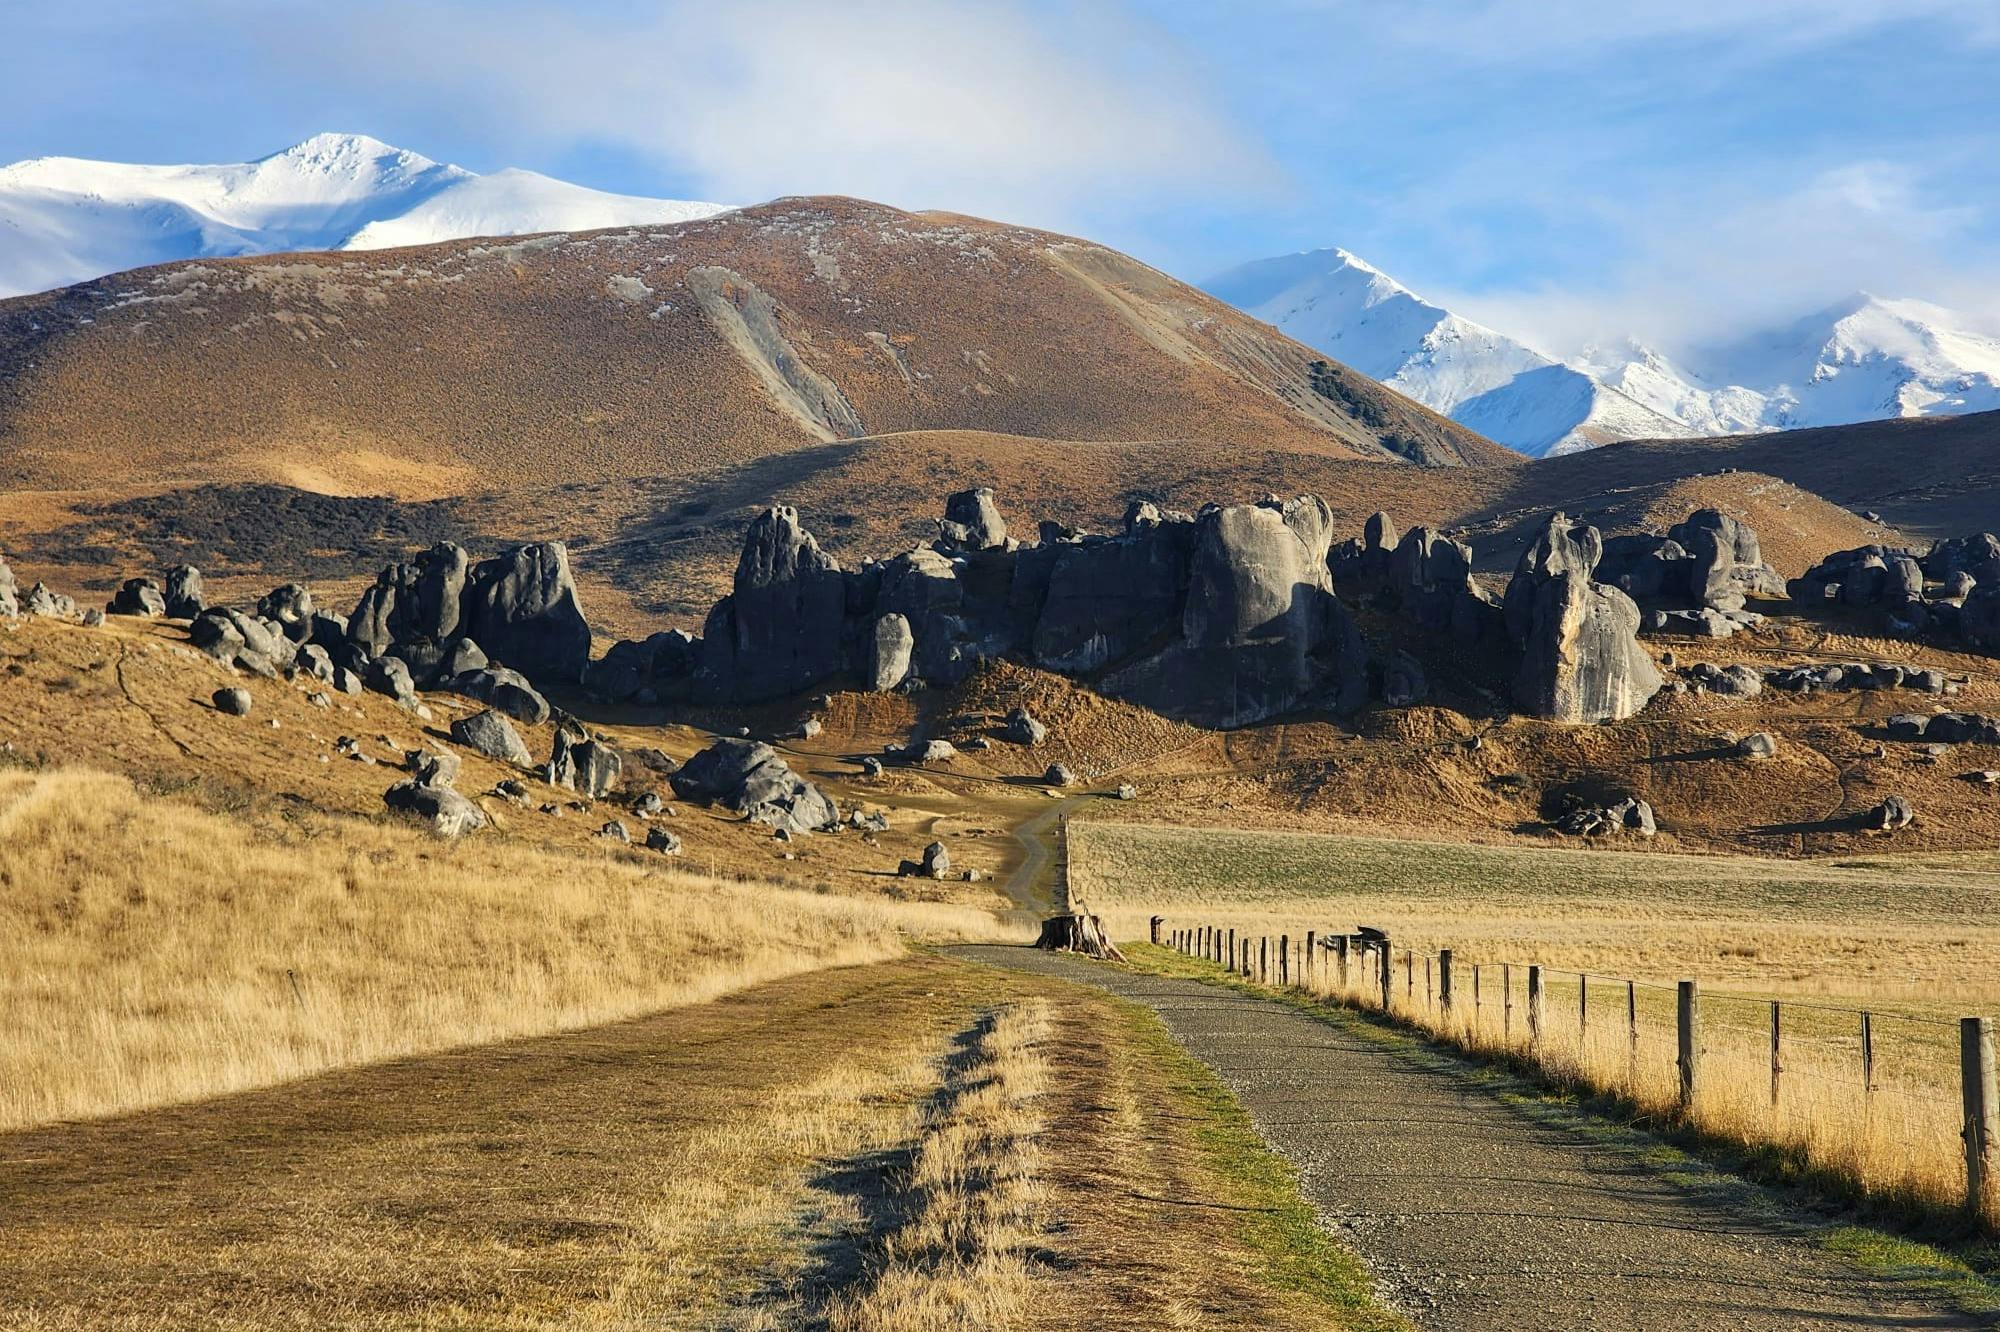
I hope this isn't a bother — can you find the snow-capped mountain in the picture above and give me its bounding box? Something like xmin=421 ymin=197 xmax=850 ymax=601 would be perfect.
xmin=1209 ymin=249 xmax=2000 ymax=456
xmin=0 ymin=133 xmax=733 ymax=299
xmin=1204 ymin=248 xmax=1690 ymax=457
xmin=1597 ymin=294 xmax=2000 ymax=435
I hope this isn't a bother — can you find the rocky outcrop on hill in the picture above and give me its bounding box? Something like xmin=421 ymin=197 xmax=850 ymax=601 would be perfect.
xmin=1329 ymin=513 xmax=1501 ymax=643
xmin=1505 ymin=514 xmax=1661 ymax=724
xmin=661 ymin=491 xmax=1370 ymax=727
xmin=1595 ymin=509 xmax=1783 ymax=640
xmin=1793 ymin=531 xmax=2000 ymax=650
xmin=164 ymin=566 xmax=205 ymax=619
xmin=1884 ymin=713 xmax=2000 ymax=745
xmin=347 ymin=540 xmax=589 ymax=686
xmin=0 ymin=553 xmax=16 ymax=618
xmin=108 ymin=577 xmax=166 ymax=618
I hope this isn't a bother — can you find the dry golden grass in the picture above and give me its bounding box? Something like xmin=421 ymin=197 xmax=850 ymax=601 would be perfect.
xmin=826 ymin=1000 xmax=1051 ymax=1331
xmin=0 ymin=766 xmax=998 ymax=1130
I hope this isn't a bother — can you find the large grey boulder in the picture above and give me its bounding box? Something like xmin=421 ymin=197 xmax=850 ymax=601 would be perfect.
xmin=463 ymin=542 xmax=591 ymax=684
xmin=213 ymin=687 xmax=252 ymax=716
xmin=349 ymin=543 xmax=469 ymax=658
xmin=1003 ymin=706 xmax=1047 ymax=746
xmin=1667 ymin=509 xmax=1784 ymax=612
xmin=586 ymin=629 xmax=698 ymax=702
xmin=546 ymin=723 xmax=623 ymax=799
xmin=697 ymin=507 xmax=848 ymax=703
xmin=189 ymin=606 xmax=295 ymax=673
xmin=0 ymin=552 xmax=15 ymax=618
xmin=108 ymin=577 xmax=166 ymax=618
xmin=1504 ymin=513 xmax=1602 ymax=643
xmin=1513 ymin=572 xmax=1662 ymax=723
xmin=1966 ymin=587 xmax=2000 ymax=651
xmin=1103 ymin=497 xmax=1366 ymax=727
xmin=445 ymin=665 xmax=550 ymax=725
xmin=899 ymin=839 xmax=951 ymax=879
xmin=22 ymin=583 xmax=74 ymax=619
xmin=670 ymin=738 xmax=838 ymax=835
xmin=938 ymin=487 xmax=1007 ymax=551
xmin=364 ymin=655 xmax=417 ymax=706
xmin=1864 ymin=795 xmax=1916 ymax=831
xmin=256 ymin=583 xmax=315 ymax=641
xmin=865 ymin=613 xmax=915 ymax=691
xmin=163 ymin=566 xmax=205 ymax=618
xmin=452 ymin=710 xmax=532 ymax=766
xmin=383 ymin=779 xmax=487 ymax=838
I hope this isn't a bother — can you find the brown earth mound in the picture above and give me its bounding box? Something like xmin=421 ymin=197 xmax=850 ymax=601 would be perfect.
xmin=0 ymin=196 xmax=1505 ymax=501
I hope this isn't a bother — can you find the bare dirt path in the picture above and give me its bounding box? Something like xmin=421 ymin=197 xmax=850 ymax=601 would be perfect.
xmin=951 ymin=945 xmax=1977 ymax=1331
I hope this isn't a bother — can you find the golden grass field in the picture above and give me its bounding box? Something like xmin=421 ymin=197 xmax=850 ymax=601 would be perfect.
xmin=0 ymin=766 xmax=998 ymax=1130
xmin=1088 ymin=818 xmax=2000 ymax=1219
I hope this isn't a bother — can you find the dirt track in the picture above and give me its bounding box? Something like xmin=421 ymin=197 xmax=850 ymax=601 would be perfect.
xmin=952 ymin=945 xmax=1976 ymax=1331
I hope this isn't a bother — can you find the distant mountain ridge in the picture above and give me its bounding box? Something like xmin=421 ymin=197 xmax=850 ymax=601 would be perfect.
xmin=0 ymin=133 xmax=733 ymax=298
xmin=1208 ymin=248 xmax=2000 ymax=457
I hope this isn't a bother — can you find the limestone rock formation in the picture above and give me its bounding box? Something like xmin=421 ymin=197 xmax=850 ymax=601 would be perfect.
xmin=164 ymin=565 xmax=205 ymax=619
xmin=446 ymin=666 xmax=550 ymax=725
xmin=213 ymin=687 xmax=252 ymax=716
xmin=1505 ymin=515 xmax=1660 ymax=724
xmin=452 ymin=710 xmax=532 ymax=766
xmin=348 ymin=540 xmax=587 ymax=685
xmin=546 ymin=723 xmax=623 ymax=799
xmin=864 ymin=613 xmax=914 ymax=691
xmin=670 ymin=737 xmax=837 ymax=835
xmin=696 ymin=506 xmax=847 ymax=703
xmin=108 ymin=577 xmax=166 ymax=618
xmin=937 ymin=486 xmax=1007 ymax=551
xmin=0 ymin=552 xmax=16 ymax=618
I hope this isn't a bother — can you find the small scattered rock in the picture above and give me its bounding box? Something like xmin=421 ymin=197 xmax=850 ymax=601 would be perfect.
xmin=1114 ymin=783 xmax=1137 ymax=800
xmin=1735 ymin=732 xmax=1778 ymax=760
xmin=1043 ymin=761 xmax=1076 ymax=787
xmin=598 ymin=820 xmax=631 ymax=844
xmin=1864 ymin=795 xmax=1916 ymax=831
xmin=451 ymin=710 xmax=532 ymax=766
xmin=213 ymin=687 xmax=253 ymax=716
xmin=645 ymin=826 xmax=682 ymax=854
xmin=898 ymin=840 xmax=951 ymax=879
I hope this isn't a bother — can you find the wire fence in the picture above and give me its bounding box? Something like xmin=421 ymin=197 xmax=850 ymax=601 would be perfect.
xmin=1153 ymin=917 xmax=1999 ymax=1227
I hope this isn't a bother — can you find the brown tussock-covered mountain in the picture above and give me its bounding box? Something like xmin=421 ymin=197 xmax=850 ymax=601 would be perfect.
xmin=0 ymin=197 xmax=1509 ymax=498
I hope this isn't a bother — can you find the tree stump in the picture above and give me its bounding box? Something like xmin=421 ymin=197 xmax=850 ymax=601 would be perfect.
xmin=1033 ymin=907 xmax=1125 ymax=961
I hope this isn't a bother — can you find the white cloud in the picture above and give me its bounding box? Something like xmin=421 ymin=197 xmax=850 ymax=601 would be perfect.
xmin=249 ymin=0 xmax=1275 ymax=229
xmin=1439 ymin=161 xmax=2000 ymax=358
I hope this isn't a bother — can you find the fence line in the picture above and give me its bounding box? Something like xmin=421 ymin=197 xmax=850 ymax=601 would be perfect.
xmin=1157 ymin=917 xmax=1994 ymax=1227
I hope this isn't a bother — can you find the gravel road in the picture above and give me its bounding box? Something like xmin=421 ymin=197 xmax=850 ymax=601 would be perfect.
xmin=951 ymin=945 xmax=1977 ymax=1331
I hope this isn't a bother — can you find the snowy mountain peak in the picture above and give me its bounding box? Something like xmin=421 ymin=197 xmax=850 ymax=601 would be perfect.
xmin=1210 ymin=244 xmax=2000 ymax=454
xmin=0 ymin=134 xmax=733 ymax=300
xmin=1206 ymin=248 xmax=1687 ymax=456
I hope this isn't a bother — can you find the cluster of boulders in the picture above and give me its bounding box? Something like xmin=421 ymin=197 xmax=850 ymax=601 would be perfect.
xmin=67 ymin=541 xmax=587 ymax=723
xmin=1597 ymin=510 xmax=1785 ymax=640
xmin=1330 ymin=512 xmax=1502 ymax=649
xmin=1884 ymin=713 xmax=2000 ymax=745
xmin=1553 ymin=795 xmax=1657 ymax=838
xmin=1677 ymin=660 xmax=1953 ymax=699
xmin=586 ymin=490 xmax=1366 ymax=729
xmin=1765 ymin=662 xmax=1949 ymax=695
xmin=1792 ymin=532 xmax=2000 ymax=648
xmin=0 ymin=552 xmax=87 ymax=622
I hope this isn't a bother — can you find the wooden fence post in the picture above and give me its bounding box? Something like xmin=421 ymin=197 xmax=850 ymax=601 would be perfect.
xmin=1439 ymin=949 xmax=1453 ymax=1013
xmin=1677 ymin=981 xmax=1700 ymax=1111
xmin=1627 ymin=980 xmax=1639 ymax=1083
xmin=1259 ymin=936 xmax=1269 ymax=984
xmin=1227 ymin=928 xmax=1236 ymax=971
xmin=1963 ymin=1017 xmax=1997 ymax=1222
xmin=1424 ymin=956 xmax=1433 ymax=1009
xmin=1527 ymin=965 xmax=1544 ymax=1049
xmin=1336 ymin=936 xmax=1349 ymax=989
xmin=1770 ymin=1001 xmax=1783 ymax=1111
xmin=1406 ymin=950 xmax=1414 ymax=1002
xmin=1150 ymin=915 xmax=1163 ymax=946
xmin=1306 ymin=931 xmax=1316 ymax=985
xmin=1503 ymin=963 xmax=1513 ymax=1041
xmin=1579 ymin=973 xmax=1589 ymax=1038
xmin=1379 ymin=938 xmax=1392 ymax=1010
xmin=1280 ymin=934 xmax=1290 ymax=987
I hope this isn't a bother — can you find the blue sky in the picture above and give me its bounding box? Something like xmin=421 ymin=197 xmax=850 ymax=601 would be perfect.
xmin=5 ymin=0 xmax=1997 ymax=353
